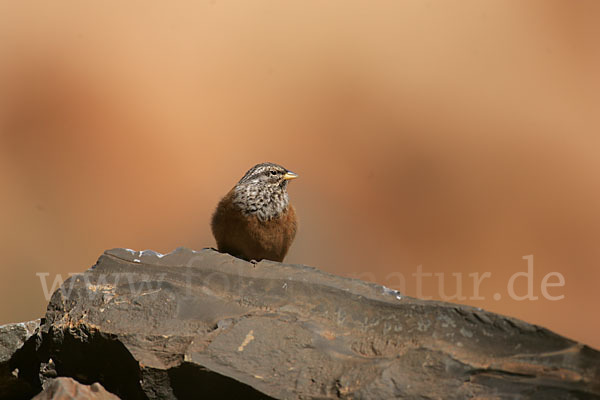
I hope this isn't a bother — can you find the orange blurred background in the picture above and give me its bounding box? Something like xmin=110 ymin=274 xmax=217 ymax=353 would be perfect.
xmin=1 ymin=1 xmax=599 ymax=349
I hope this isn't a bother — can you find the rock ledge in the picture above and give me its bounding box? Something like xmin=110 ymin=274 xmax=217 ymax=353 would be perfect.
xmin=2 ymin=248 xmax=599 ymax=399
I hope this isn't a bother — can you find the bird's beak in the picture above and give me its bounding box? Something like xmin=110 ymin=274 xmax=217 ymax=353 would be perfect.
xmin=283 ymin=171 xmax=298 ymax=180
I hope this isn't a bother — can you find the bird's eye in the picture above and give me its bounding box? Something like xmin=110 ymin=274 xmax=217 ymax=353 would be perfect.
xmin=270 ymin=171 xmax=277 ymax=176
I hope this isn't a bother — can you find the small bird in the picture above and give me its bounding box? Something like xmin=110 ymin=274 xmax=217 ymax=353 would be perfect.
xmin=211 ymin=162 xmax=298 ymax=262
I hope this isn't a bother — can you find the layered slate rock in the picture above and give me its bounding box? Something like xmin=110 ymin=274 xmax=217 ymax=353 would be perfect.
xmin=30 ymin=247 xmax=599 ymax=399
xmin=0 ymin=319 xmax=41 ymax=399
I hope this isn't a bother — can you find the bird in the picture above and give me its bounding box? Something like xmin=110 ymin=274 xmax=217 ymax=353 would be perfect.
xmin=211 ymin=162 xmax=298 ymax=262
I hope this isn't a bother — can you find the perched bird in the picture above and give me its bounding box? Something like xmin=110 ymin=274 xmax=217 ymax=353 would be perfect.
xmin=211 ymin=162 xmax=298 ymax=262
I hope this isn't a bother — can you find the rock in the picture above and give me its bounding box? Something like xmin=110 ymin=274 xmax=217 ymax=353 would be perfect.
xmin=31 ymin=377 xmax=120 ymax=400
xmin=0 ymin=319 xmax=41 ymax=399
xmin=2 ymin=248 xmax=600 ymax=399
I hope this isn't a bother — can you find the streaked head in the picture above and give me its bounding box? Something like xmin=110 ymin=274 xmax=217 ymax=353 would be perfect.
xmin=233 ymin=162 xmax=298 ymax=220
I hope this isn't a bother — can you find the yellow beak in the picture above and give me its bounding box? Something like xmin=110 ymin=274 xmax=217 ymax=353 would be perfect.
xmin=283 ymin=171 xmax=298 ymax=180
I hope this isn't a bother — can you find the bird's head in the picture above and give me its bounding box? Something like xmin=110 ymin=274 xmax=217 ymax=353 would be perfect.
xmin=233 ymin=162 xmax=298 ymax=220
xmin=238 ymin=162 xmax=298 ymax=189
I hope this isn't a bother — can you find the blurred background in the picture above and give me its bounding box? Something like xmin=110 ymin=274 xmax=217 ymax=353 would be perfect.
xmin=1 ymin=1 xmax=599 ymax=349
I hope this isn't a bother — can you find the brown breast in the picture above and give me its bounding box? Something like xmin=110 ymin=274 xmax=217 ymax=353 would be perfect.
xmin=211 ymin=190 xmax=298 ymax=262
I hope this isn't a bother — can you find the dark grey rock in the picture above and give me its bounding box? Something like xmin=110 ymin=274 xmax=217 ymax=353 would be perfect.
xmin=3 ymin=248 xmax=600 ymax=399
xmin=0 ymin=319 xmax=41 ymax=400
